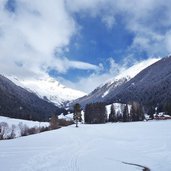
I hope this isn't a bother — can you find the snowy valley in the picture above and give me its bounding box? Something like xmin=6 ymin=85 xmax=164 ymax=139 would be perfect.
xmin=0 ymin=120 xmax=171 ymax=171
xmin=1 ymin=1 xmax=171 ymax=171
xmin=0 ymin=57 xmax=171 ymax=171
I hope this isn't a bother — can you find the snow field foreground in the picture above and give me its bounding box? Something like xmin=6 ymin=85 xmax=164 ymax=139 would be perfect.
xmin=0 ymin=121 xmax=171 ymax=171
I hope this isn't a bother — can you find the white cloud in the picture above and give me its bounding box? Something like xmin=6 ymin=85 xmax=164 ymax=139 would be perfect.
xmin=64 ymin=0 xmax=171 ymax=92
xmin=0 ymin=0 xmax=99 ymax=79
xmin=60 ymin=57 xmax=160 ymax=93
xmin=1 ymin=0 xmax=171 ymax=93
xmin=66 ymin=0 xmax=171 ymax=56
xmin=101 ymin=15 xmax=115 ymax=29
xmin=69 ymin=60 xmax=99 ymax=71
xmin=59 ymin=57 xmax=138 ymax=93
xmin=47 ymin=57 xmax=99 ymax=74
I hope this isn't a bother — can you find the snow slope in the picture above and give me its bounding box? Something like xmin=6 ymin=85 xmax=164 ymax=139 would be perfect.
xmin=0 ymin=116 xmax=49 ymax=128
xmin=116 ymin=58 xmax=160 ymax=79
xmin=101 ymin=57 xmax=160 ymax=87
xmin=0 ymin=116 xmax=49 ymax=138
xmin=0 ymin=120 xmax=171 ymax=171
xmin=100 ymin=58 xmax=160 ymax=99
xmin=70 ymin=58 xmax=160 ymax=107
xmin=7 ymin=76 xmax=86 ymax=106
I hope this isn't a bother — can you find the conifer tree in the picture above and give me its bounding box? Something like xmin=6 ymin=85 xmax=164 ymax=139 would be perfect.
xmin=130 ymin=102 xmax=137 ymax=121
xmin=148 ymin=106 xmax=154 ymax=119
xmin=84 ymin=102 xmax=107 ymax=124
xmin=109 ymin=104 xmax=116 ymax=122
xmin=123 ymin=104 xmax=129 ymax=122
xmin=138 ymin=103 xmax=145 ymax=121
xmin=164 ymin=101 xmax=171 ymax=115
xmin=130 ymin=102 xmax=145 ymax=121
xmin=73 ymin=103 xmax=81 ymax=127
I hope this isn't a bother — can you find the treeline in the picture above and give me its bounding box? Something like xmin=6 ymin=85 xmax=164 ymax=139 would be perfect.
xmin=0 ymin=75 xmax=66 ymax=122
xmin=0 ymin=100 xmax=66 ymax=122
xmin=149 ymin=102 xmax=171 ymax=115
xmin=163 ymin=101 xmax=171 ymax=115
xmin=8 ymin=106 xmax=67 ymax=122
xmin=84 ymin=103 xmax=107 ymax=124
xmin=0 ymin=114 xmax=74 ymax=140
xmin=0 ymin=122 xmax=49 ymax=140
xmin=84 ymin=102 xmax=145 ymax=124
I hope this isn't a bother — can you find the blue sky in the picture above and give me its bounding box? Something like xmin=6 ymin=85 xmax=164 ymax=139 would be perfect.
xmin=55 ymin=14 xmax=136 ymax=82
xmin=0 ymin=0 xmax=171 ymax=92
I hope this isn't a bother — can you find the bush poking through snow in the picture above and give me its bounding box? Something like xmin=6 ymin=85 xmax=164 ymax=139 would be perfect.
xmin=49 ymin=114 xmax=59 ymax=130
xmin=0 ymin=121 xmax=49 ymax=140
xmin=58 ymin=119 xmax=74 ymax=126
xmin=0 ymin=122 xmax=9 ymax=140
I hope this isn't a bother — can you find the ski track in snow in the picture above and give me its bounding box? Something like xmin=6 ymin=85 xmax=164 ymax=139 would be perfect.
xmin=19 ymin=134 xmax=81 ymax=171
xmin=1 ymin=121 xmax=171 ymax=171
xmin=19 ymin=129 xmax=93 ymax=171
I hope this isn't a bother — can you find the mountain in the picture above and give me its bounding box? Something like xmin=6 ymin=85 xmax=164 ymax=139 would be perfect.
xmin=0 ymin=75 xmax=66 ymax=121
xmin=107 ymin=56 xmax=171 ymax=107
xmin=7 ymin=76 xmax=86 ymax=107
xmin=69 ymin=58 xmax=160 ymax=108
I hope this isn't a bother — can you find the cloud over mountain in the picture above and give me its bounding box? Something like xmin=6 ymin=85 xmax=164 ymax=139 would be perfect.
xmin=1 ymin=0 xmax=171 ymax=92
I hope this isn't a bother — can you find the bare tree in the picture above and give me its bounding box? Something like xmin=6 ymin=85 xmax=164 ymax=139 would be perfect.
xmin=0 ymin=122 xmax=9 ymax=140
xmin=49 ymin=114 xmax=59 ymax=130
xmin=10 ymin=124 xmax=16 ymax=139
xmin=18 ymin=122 xmax=29 ymax=136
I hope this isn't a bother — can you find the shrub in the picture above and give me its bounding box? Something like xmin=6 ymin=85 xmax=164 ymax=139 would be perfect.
xmin=58 ymin=119 xmax=74 ymax=126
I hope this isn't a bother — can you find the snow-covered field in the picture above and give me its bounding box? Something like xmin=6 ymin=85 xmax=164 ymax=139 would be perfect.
xmin=0 ymin=120 xmax=171 ymax=171
xmin=0 ymin=116 xmax=49 ymax=128
xmin=0 ymin=116 xmax=49 ymax=138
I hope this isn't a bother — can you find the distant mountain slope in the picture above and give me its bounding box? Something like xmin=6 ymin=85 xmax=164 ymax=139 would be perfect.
xmin=69 ymin=58 xmax=159 ymax=107
xmin=8 ymin=76 xmax=86 ymax=106
xmin=0 ymin=75 xmax=66 ymax=121
xmin=108 ymin=56 xmax=171 ymax=107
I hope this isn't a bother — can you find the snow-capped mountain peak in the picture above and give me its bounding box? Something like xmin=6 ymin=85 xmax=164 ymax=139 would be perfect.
xmin=70 ymin=57 xmax=160 ymax=108
xmin=116 ymin=58 xmax=160 ymax=79
xmin=7 ymin=76 xmax=86 ymax=106
xmin=101 ymin=58 xmax=160 ymax=87
xmin=101 ymin=58 xmax=160 ymax=97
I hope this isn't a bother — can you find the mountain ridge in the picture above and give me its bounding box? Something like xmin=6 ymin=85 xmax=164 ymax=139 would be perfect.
xmin=0 ymin=74 xmax=66 ymax=121
xmin=69 ymin=58 xmax=160 ymax=108
xmin=7 ymin=76 xmax=86 ymax=107
xmin=109 ymin=56 xmax=171 ymax=107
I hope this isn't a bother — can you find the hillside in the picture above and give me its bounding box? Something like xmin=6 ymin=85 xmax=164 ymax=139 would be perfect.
xmin=0 ymin=120 xmax=171 ymax=171
xmin=69 ymin=58 xmax=159 ymax=108
xmin=108 ymin=56 xmax=171 ymax=107
xmin=0 ymin=75 xmax=66 ymax=121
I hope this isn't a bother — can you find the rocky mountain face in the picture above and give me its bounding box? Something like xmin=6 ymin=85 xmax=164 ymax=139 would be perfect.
xmin=69 ymin=77 xmax=129 ymax=108
xmin=0 ymin=75 xmax=66 ymax=121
